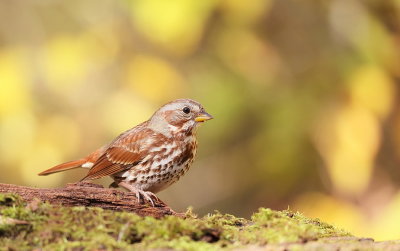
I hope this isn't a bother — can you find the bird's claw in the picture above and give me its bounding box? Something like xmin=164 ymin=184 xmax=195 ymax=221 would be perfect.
xmin=117 ymin=181 xmax=159 ymax=207
xmin=135 ymin=190 xmax=157 ymax=207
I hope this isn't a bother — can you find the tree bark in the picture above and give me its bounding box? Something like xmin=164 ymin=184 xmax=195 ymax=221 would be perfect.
xmin=0 ymin=182 xmax=178 ymax=218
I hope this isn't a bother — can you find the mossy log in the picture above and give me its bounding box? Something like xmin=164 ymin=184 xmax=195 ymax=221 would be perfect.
xmin=0 ymin=182 xmax=177 ymax=218
xmin=1 ymin=191 xmax=399 ymax=250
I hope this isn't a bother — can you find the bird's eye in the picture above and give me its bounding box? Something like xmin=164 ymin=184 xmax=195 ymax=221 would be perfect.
xmin=182 ymin=107 xmax=191 ymax=114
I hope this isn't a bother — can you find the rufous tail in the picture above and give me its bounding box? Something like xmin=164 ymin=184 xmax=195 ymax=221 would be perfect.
xmin=38 ymin=159 xmax=87 ymax=176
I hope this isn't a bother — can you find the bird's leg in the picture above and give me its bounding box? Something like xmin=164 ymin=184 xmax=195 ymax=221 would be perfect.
xmin=117 ymin=181 xmax=157 ymax=207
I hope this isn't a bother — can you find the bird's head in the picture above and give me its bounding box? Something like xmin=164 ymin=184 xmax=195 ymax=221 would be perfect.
xmin=149 ymin=99 xmax=213 ymax=136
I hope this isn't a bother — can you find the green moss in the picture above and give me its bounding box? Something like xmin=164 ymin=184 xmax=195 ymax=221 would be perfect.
xmin=0 ymin=193 xmax=351 ymax=250
xmin=0 ymin=194 xmax=45 ymax=239
xmin=242 ymin=208 xmax=350 ymax=244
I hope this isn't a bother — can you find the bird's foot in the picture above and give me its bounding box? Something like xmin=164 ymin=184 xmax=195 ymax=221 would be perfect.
xmin=117 ymin=181 xmax=159 ymax=207
xmin=136 ymin=190 xmax=158 ymax=207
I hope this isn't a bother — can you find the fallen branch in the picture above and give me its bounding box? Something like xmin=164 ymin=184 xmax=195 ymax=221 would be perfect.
xmin=0 ymin=182 xmax=178 ymax=218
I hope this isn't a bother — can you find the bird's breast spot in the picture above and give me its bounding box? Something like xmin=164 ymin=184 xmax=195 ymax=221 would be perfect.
xmin=81 ymin=162 xmax=94 ymax=168
xmin=123 ymin=172 xmax=137 ymax=181
xmin=152 ymin=152 xmax=181 ymax=167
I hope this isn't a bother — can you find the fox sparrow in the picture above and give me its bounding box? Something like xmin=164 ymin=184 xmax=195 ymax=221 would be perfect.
xmin=39 ymin=99 xmax=213 ymax=206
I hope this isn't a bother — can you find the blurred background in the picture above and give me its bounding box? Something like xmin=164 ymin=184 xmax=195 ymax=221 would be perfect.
xmin=0 ymin=0 xmax=400 ymax=241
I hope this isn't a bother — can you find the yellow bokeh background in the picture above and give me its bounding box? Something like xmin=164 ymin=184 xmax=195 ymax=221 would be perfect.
xmin=0 ymin=0 xmax=400 ymax=241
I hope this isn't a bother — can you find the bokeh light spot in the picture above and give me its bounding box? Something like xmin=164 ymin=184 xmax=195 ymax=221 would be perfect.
xmin=0 ymin=48 xmax=31 ymax=116
xmin=125 ymin=54 xmax=186 ymax=102
xmin=128 ymin=0 xmax=216 ymax=56
xmin=313 ymin=103 xmax=380 ymax=196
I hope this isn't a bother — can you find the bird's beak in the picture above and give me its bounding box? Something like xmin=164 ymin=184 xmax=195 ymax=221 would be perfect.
xmin=195 ymin=112 xmax=213 ymax=122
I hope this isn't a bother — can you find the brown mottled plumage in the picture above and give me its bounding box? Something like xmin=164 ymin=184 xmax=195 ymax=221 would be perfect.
xmin=38 ymin=99 xmax=213 ymax=205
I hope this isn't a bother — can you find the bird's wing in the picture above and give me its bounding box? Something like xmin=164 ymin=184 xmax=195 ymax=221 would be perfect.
xmin=81 ymin=125 xmax=157 ymax=180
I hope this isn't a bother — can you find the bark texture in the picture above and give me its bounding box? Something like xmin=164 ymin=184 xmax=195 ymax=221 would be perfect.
xmin=0 ymin=182 xmax=177 ymax=218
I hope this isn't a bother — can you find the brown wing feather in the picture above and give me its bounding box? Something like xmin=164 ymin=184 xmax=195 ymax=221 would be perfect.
xmin=81 ymin=154 xmax=141 ymax=180
xmin=81 ymin=147 xmax=142 ymax=180
xmin=81 ymin=125 xmax=154 ymax=181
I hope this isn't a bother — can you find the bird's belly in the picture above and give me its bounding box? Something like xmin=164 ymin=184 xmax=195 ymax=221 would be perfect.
xmin=118 ymin=161 xmax=192 ymax=193
xmin=112 ymin=138 xmax=197 ymax=193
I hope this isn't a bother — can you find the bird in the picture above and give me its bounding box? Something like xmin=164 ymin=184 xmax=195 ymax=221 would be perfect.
xmin=38 ymin=99 xmax=213 ymax=206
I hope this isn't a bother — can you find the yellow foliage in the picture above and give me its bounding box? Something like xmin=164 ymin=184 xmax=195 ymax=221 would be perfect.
xmin=128 ymin=0 xmax=216 ymax=56
xmin=295 ymin=191 xmax=400 ymax=241
xmin=373 ymin=192 xmax=400 ymax=240
xmin=37 ymin=116 xmax=81 ymax=157
xmin=349 ymin=66 xmax=395 ymax=120
xmin=312 ymin=65 xmax=394 ymax=196
xmin=43 ymin=35 xmax=91 ymax=88
xmin=43 ymin=31 xmax=118 ymax=92
xmin=125 ymin=54 xmax=186 ymax=102
xmin=0 ymin=48 xmax=31 ymax=116
xmin=0 ymin=112 xmax=37 ymax=164
xmin=294 ymin=192 xmax=363 ymax=233
xmin=214 ymin=29 xmax=281 ymax=85
xmin=220 ymin=0 xmax=272 ymax=25
xmin=313 ymin=103 xmax=380 ymax=196
xmin=100 ymin=90 xmax=155 ymax=135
